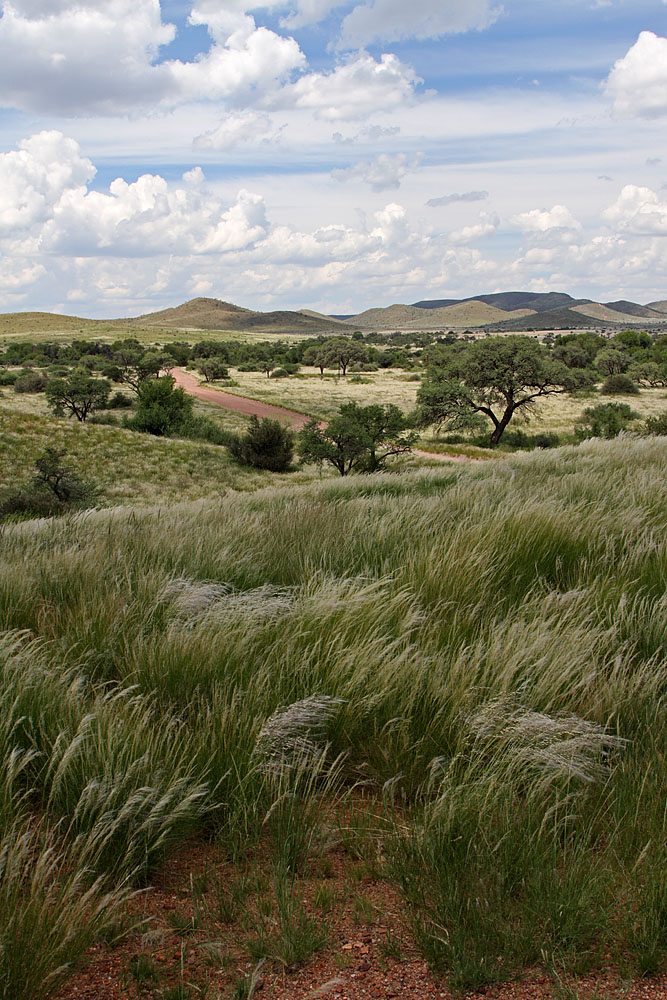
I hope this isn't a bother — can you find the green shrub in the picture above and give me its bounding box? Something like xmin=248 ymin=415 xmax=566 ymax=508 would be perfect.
xmin=600 ymin=374 xmax=639 ymax=395
xmin=14 ymin=372 xmax=48 ymax=393
xmin=0 ymin=371 xmax=18 ymax=386
xmin=105 ymin=391 xmax=134 ymax=409
xmin=0 ymin=447 xmax=100 ymax=520
xmin=227 ymin=415 xmax=294 ymax=471
xmin=269 ymin=367 xmax=289 ymax=378
xmin=645 ymin=413 xmax=667 ymax=436
xmin=177 ymin=416 xmax=232 ymax=447
xmin=576 ymin=402 xmax=639 ymax=440
xmin=126 ymin=375 xmax=194 ymax=436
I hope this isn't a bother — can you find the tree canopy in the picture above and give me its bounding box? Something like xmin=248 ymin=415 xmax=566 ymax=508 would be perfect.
xmin=45 ymin=373 xmax=111 ymax=422
xmin=416 ymin=335 xmax=593 ymax=446
xmin=298 ymin=402 xmax=417 ymax=476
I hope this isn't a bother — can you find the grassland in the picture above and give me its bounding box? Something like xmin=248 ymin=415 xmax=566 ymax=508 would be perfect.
xmin=0 ymin=391 xmax=323 ymax=504
xmin=1 ymin=435 xmax=667 ymax=997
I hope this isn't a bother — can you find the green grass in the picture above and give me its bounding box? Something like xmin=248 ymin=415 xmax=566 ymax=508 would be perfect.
xmin=0 ymin=436 xmax=666 ymax=993
xmin=0 ymin=395 xmax=324 ymax=504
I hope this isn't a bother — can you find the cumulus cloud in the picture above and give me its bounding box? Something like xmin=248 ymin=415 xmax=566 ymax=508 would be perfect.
xmin=0 ymin=0 xmax=307 ymax=113
xmin=512 ymin=204 xmax=581 ymax=233
xmin=331 ymin=152 xmax=422 ymax=191
xmin=0 ymin=130 xmax=268 ymax=257
xmin=269 ymin=52 xmax=419 ymax=120
xmin=605 ymin=31 xmax=667 ymax=118
xmin=450 ymin=211 xmax=499 ymax=243
xmin=337 ymin=0 xmax=500 ymax=49
xmin=426 ymin=190 xmax=488 ymax=207
xmin=603 ymin=184 xmax=667 ymax=235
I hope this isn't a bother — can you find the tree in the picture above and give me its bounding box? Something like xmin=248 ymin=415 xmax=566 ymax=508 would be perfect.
xmin=45 ymin=373 xmax=111 ymax=421
xmin=628 ymin=361 xmax=667 ymax=387
xmin=303 ymin=345 xmax=329 ymax=377
xmin=322 ymin=337 xmax=368 ymax=376
xmin=227 ymin=416 xmax=294 ymax=471
xmin=298 ymin=402 xmax=417 ymax=476
xmin=416 ymin=336 xmax=593 ymax=447
xmin=595 ymin=348 xmax=629 ymax=377
xmin=199 ymin=359 xmax=229 ymax=382
xmin=127 ymin=375 xmax=194 ymax=436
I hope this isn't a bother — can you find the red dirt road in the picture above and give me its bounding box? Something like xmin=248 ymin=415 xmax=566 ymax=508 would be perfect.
xmin=172 ymin=368 xmax=482 ymax=461
xmin=171 ymin=368 xmax=312 ymax=427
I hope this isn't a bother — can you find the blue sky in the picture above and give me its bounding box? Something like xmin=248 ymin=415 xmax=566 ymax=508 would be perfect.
xmin=0 ymin=0 xmax=667 ymax=316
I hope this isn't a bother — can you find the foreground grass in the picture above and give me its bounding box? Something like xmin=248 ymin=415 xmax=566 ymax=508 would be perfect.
xmin=0 ymin=437 xmax=667 ymax=994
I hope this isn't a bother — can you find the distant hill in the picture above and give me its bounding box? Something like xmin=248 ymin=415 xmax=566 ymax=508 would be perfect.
xmin=412 ymin=291 xmax=593 ymax=314
xmin=0 ymin=311 xmax=113 ymax=337
xmin=603 ymin=300 xmax=666 ymax=319
xmin=345 ymin=300 xmax=534 ymax=330
xmin=130 ymin=297 xmax=345 ymax=334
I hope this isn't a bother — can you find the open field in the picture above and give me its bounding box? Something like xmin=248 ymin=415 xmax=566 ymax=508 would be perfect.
xmin=1 ymin=437 xmax=667 ymax=998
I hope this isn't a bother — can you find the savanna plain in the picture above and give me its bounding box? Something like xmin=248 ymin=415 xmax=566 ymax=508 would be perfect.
xmin=2 ymin=319 xmax=667 ymax=1000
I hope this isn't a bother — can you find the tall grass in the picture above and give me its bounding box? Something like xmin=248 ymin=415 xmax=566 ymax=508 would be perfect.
xmin=0 ymin=436 xmax=666 ymax=992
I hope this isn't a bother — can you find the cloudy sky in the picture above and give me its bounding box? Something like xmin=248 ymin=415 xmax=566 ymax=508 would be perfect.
xmin=1 ymin=0 xmax=667 ymax=317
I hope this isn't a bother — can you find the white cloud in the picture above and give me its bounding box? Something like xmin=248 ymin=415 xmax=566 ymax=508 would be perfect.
xmin=337 ymin=0 xmax=500 ymax=49
xmin=512 ymin=204 xmax=581 ymax=233
xmin=269 ymin=52 xmax=420 ymax=120
xmin=0 ymin=130 xmax=268 ymax=258
xmin=604 ymin=184 xmax=667 ymax=234
xmin=605 ymin=31 xmax=667 ymax=119
xmin=331 ymin=152 xmax=422 ymax=191
xmin=194 ymin=111 xmax=284 ymax=150
xmin=450 ymin=211 xmax=499 ymax=243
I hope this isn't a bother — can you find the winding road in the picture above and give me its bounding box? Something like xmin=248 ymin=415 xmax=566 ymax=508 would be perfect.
xmin=171 ymin=367 xmax=481 ymax=462
xmin=171 ymin=368 xmax=313 ymax=427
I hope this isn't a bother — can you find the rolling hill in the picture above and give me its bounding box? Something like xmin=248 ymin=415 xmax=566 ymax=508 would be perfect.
xmin=129 ymin=297 xmax=346 ymax=334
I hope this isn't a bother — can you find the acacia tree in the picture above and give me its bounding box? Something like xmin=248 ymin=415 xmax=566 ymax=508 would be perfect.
xmin=45 ymin=373 xmax=111 ymax=421
xmin=298 ymin=402 xmax=416 ymax=476
xmin=322 ymin=338 xmax=368 ymax=376
xmin=416 ymin=336 xmax=593 ymax=446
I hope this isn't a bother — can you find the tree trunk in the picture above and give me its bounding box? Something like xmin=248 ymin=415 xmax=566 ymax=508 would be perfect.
xmin=489 ymin=407 xmax=515 ymax=446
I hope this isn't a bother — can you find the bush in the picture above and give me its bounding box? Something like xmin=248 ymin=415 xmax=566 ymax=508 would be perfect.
xmin=14 ymin=373 xmax=48 ymax=393
xmin=269 ymin=367 xmax=290 ymax=379
xmin=0 ymin=448 xmax=100 ymax=520
xmin=502 ymin=430 xmax=561 ymax=450
xmin=601 ymin=374 xmax=639 ymax=395
xmin=0 ymin=371 xmax=18 ymax=386
xmin=88 ymin=413 xmax=120 ymax=426
xmin=576 ymin=402 xmax=639 ymax=440
xmin=105 ymin=391 xmax=134 ymax=409
xmin=645 ymin=413 xmax=667 ymax=436
xmin=126 ymin=375 xmax=194 ymax=436
xmin=227 ymin=416 xmax=294 ymax=471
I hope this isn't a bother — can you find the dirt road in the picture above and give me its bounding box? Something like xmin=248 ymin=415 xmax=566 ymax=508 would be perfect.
xmin=172 ymin=368 xmax=482 ymax=462
xmin=171 ymin=368 xmax=312 ymax=427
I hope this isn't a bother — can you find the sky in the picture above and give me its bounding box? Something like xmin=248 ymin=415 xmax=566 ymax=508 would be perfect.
xmin=1 ymin=0 xmax=667 ymax=317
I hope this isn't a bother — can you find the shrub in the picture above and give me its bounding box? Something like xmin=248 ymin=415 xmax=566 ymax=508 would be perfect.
xmin=0 ymin=371 xmax=18 ymax=386
xmin=105 ymin=391 xmax=134 ymax=409
xmin=502 ymin=430 xmax=561 ymax=450
xmin=126 ymin=375 xmax=194 ymax=436
xmin=576 ymin=402 xmax=639 ymax=440
xmin=0 ymin=448 xmax=100 ymax=519
xmin=227 ymin=416 xmax=294 ymax=471
xmin=645 ymin=413 xmax=667 ymax=436
xmin=269 ymin=367 xmax=290 ymax=379
xmin=14 ymin=372 xmax=48 ymax=393
xmin=601 ymin=374 xmax=639 ymax=395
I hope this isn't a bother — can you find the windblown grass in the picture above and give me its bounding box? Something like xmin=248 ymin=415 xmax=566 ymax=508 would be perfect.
xmin=0 ymin=436 xmax=666 ymax=992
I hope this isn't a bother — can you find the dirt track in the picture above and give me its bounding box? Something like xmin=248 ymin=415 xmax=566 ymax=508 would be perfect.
xmin=172 ymin=368 xmax=481 ymax=462
xmin=171 ymin=368 xmax=312 ymax=427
